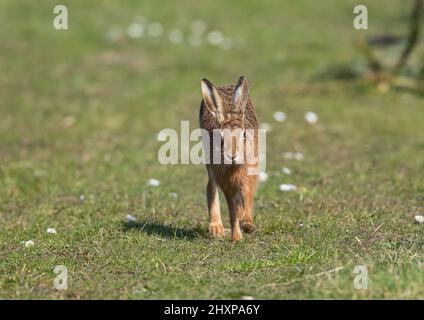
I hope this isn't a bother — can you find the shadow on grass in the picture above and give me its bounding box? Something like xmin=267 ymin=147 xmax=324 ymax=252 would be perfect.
xmin=122 ymin=220 xmax=205 ymax=240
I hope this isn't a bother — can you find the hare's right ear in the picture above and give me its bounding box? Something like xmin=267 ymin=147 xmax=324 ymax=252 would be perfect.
xmin=201 ymin=79 xmax=225 ymax=124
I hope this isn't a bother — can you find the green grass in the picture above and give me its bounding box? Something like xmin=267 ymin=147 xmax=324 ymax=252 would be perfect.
xmin=0 ymin=0 xmax=423 ymax=299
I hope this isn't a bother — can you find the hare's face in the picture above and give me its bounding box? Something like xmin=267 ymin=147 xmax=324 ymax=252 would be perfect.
xmin=220 ymin=117 xmax=245 ymax=165
xmin=201 ymin=76 xmax=251 ymax=165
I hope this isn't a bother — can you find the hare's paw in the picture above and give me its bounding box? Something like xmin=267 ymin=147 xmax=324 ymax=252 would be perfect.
xmin=241 ymin=221 xmax=256 ymax=233
xmin=208 ymin=223 xmax=225 ymax=237
xmin=231 ymin=229 xmax=243 ymax=242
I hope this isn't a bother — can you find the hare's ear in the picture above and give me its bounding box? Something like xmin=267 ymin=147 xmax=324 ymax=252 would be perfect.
xmin=233 ymin=76 xmax=250 ymax=113
xmin=201 ymin=78 xmax=225 ymax=124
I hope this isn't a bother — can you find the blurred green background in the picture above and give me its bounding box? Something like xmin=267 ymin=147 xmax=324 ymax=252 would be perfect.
xmin=0 ymin=0 xmax=423 ymax=299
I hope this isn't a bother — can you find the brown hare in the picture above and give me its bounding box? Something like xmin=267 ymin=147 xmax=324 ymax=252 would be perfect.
xmin=199 ymin=76 xmax=259 ymax=242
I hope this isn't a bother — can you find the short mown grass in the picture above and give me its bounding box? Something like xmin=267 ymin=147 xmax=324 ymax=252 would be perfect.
xmin=0 ymin=0 xmax=423 ymax=299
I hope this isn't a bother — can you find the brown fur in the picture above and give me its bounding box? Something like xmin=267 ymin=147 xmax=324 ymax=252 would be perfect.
xmin=199 ymin=77 xmax=259 ymax=241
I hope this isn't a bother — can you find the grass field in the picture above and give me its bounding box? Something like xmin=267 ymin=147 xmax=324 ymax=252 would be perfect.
xmin=0 ymin=0 xmax=423 ymax=299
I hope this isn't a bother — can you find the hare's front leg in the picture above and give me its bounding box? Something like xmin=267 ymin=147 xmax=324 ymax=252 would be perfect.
xmin=240 ymin=176 xmax=258 ymax=233
xmin=207 ymin=177 xmax=225 ymax=237
xmin=225 ymin=191 xmax=243 ymax=242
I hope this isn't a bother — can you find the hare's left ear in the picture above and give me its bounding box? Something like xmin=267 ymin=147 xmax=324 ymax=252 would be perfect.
xmin=233 ymin=76 xmax=250 ymax=113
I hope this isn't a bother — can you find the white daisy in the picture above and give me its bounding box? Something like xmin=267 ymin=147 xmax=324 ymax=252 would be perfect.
xmin=273 ymin=111 xmax=287 ymax=122
xmin=279 ymin=184 xmax=297 ymax=192
xmin=46 ymin=228 xmax=57 ymax=234
xmin=415 ymin=215 xmax=424 ymax=224
xmin=126 ymin=214 xmax=137 ymax=223
xmin=147 ymin=178 xmax=160 ymax=187
xmin=24 ymin=240 xmax=35 ymax=247
xmin=259 ymin=172 xmax=268 ymax=182
xmin=207 ymin=31 xmax=224 ymax=46
xmin=305 ymin=112 xmax=318 ymax=124
xmin=294 ymin=152 xmax=304 ymax=161
xmin=282 ymin=167 xmax=291 ymax=175
xmin=126 ymin=22 xmax=144 ymax=38
xmin=168 ymin=192 xmax=178 ymax=199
